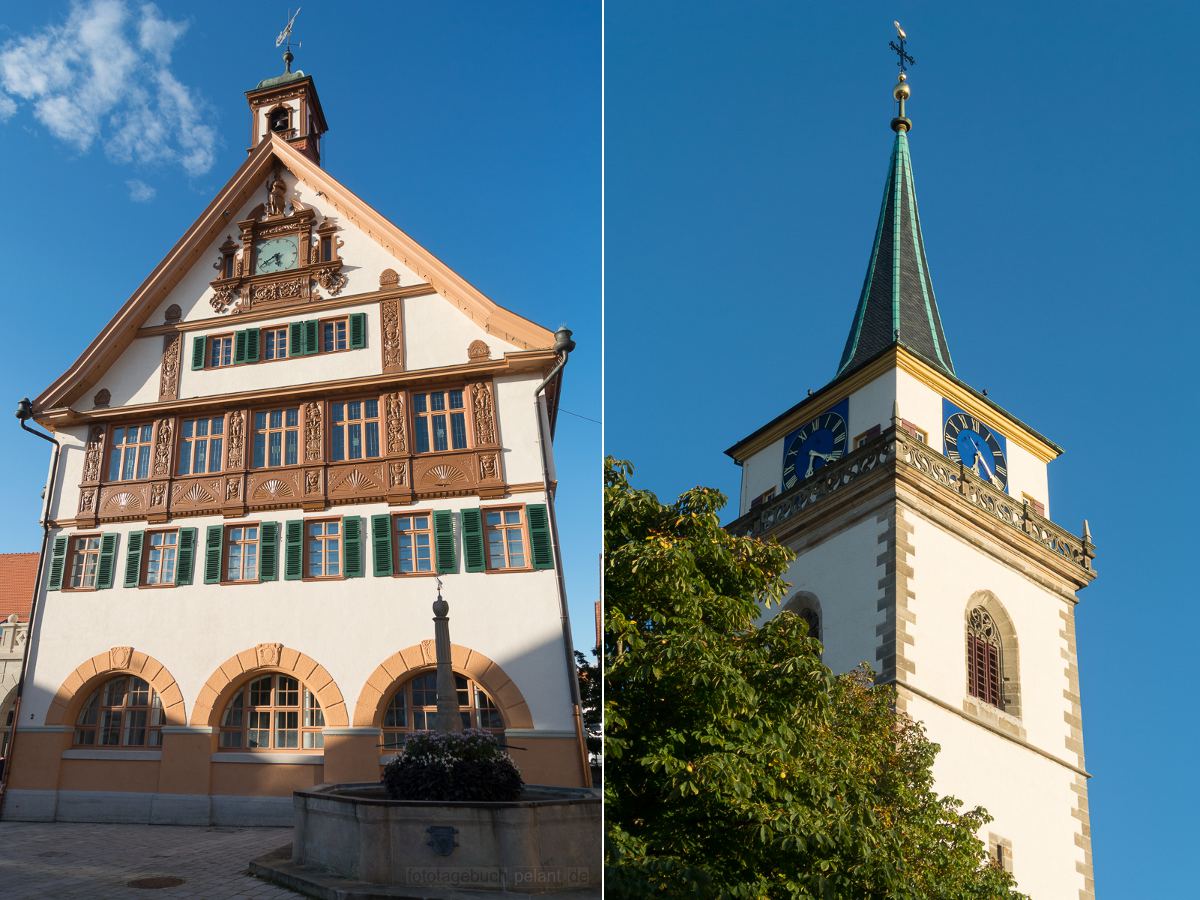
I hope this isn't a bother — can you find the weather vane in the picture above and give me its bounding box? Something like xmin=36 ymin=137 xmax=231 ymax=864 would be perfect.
xmin=889 ymin=20 xmax=914 ymax=76
xmin=276 ymin=7 xmax=302 ymax=52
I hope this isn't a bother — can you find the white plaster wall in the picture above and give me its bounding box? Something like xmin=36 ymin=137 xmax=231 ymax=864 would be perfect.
xmin=1005 ymin=442 xmax=1051 ymax=518
xmin=739 ymin=435 xmax=784 ymax=516
xmin=905 ymin=512 xmax=1073 ymax=757
xmin=494 ymin=375 xmax=548 ymax=486
xmin=402 ymin=293 xmax=519 ymax=371
xmin=175 ymin=302 xmax=380 ymax=400
xmin=761 ymin=516 xmax=883 ymax=676
xmin=45 ymin=427 xmax=87 ymax=524
xmin=911 ymin=696 xmax=1085 ymax=899
xmin=846 ymin=369 xmax=897 ymax=443
xmin=895 ymin=369 xmax=941 ymax=441
xmin=22 ymin=491 xmax=573 ymax=734
xmin=85 ymin=337 xmax=164 ymax=408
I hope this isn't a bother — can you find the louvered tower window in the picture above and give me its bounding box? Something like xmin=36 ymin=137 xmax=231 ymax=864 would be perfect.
xmin=967 ymin=607 xmax=1003 ymax=709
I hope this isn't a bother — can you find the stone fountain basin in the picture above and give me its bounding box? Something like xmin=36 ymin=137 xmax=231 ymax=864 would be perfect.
xmin=291 ymin=783 xmax=600 ymax=894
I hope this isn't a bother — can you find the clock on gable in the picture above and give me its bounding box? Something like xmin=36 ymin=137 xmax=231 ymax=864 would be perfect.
xmin=208 ymin=170 xmax=347 ymax=313
xmin=782 ymin=398 xmax=849 ymax=491
xmin=942 ymin=399 xmax=1008 ymax=492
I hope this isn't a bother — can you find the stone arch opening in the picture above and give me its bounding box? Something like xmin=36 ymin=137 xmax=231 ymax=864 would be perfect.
xmin=965 ymin=590 xmax=1021 ymax=718
xmin=783 ymin=591 xmax=823 ymax=643
xmin=45 ymin=648 xmax=186 ymax=728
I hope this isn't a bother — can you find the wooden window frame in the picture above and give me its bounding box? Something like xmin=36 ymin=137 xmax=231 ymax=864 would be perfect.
xmin=251 ymin=406 xmax=301 ymax=470
xmin=106 ymin=423 xmax=155 ymax=483
xmin=319 ymin=316 xmax=350 ymax=354
xmin=412 ymin=388 xmax=472 ymax=455
xmin=304 ymin=517 xmax=343 ymax=580
xmin=218 ymin=672 xmax=324 ymax=752
xmin=177 ymin=415 xmax=225 ymax=477
xmin=329 ymin=397 xmax=382 ymax=463
xmin=261 ymin=325 xmax=289 ymax=361
xmin=223 ymin=522 xmax=261 ymax=584
xmin=380 ymin=671 xmax=504 ymax=750
xmin=73 ymin=675 xmax=164 ymax=749
xmin=392 ymin=511 xmax=436 ymax=577
xmin=65 ymin=533 xmax=103 ymax=591
xmin=207 ymin=333 xmax=235 ymax=368
xmin=483 ymin=506 xmax=532 ymax=573
xmin=141 ymin=528 xmax=179 ymax=588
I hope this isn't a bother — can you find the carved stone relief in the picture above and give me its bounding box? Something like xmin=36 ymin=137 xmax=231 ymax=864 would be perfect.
xmin=109 ymin=646 xmax=134 ymax=669
xmin=159 ymin=333 xmax=182 ymax=401
xmin=304 ymin=402 xmax=322 ymax=462
xmin=150 ymin=483 xmax=167 ymax=507
xmin=152 ymin=419 xmax=173 ymax=477
xmin=479 ymin=453 xmax=499 ymax=481
xmin=468 ymin=340 xmax=490 ymax=361
xmin=384 ymin=392 xmax=407 ymax=454
xmin=314 ymin=266 xmax=348 ymax=295
xmin=226 ymin=412 xmax=245 ymax=469
xmin=92 ymin=389 xmax=111 ymax=409
xmin=78 ymin=489 xmax=95 ymax=514
xmin=471 ymin=382 xmax=497 ymax=447
xmin=381 ymin=298 xmax=403 ymax=373
xmin=256 ymin=642 xmax=283 ymax=668
xmin=82 ymin=427 xmax=104 ymax=484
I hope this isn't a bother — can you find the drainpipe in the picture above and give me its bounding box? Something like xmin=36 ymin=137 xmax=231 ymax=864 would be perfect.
xmin=532 ymin=327 xmax=591 ymax=788
xmin=0 ymin=399 xmax=62 ymax=818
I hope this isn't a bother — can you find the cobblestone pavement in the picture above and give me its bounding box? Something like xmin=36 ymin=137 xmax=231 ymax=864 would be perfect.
xmin=0 ymin=822 xmax=298 ymax=899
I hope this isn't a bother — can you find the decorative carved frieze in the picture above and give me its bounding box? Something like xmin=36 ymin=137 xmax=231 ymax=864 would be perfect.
xmin=384 ymin=392 xmax=407 ymax=454
xmin=226 ymin=411 xmax=246 ymax=469
xmin=729 ymin=426 xmax=1095 ymax=577
xmin=210 ymin=284 xmax=239 ymax=314
xmin=304 ymin=469 xmax=322 ymax=495
xmin=304 ymin=402 xmax=322 ymax=462
xmin=150 ymin=482 xmax=168 ymax=508
xmin=159 ymin=333 xmax=182 ymax=401
xmin=314 ymin=266 xmax=348 ymax=295
xmin=381 ymin=297 xmax=403 ymax=373
xmin=247 ymin=471 xmax=300 ymax=506
xmin=82 ymin=427 xmax=105 ymax=484
xmin=152 ymin=419 xmax=173 ymax=477
xmin=470 ymin=382 xmax=498 ymax=447
xmin=389 ymin=461 xmax=408 ymax=488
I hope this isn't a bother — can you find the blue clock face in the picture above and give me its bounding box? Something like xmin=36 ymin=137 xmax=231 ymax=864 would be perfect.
xmin=944 ymin=412 xmax=1008 ymax=491
xmin=782 ymin=409 xmax=848 ymax=490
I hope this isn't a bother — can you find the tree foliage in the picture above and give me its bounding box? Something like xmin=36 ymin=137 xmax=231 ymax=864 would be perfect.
xmin=604 ymin=458 xmax=1024 ymax=899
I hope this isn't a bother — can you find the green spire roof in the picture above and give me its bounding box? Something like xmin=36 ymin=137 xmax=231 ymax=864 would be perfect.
xmin=836 ymin=128 xmax=954 ymax=378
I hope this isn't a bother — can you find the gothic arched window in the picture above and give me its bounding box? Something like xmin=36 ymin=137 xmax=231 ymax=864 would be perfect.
xmin=74 ymin=675 xmax=163 ymax=748
xmin=967 ymin=606 xmax=1003 ymax=709
xmin=783 ymin=592 xmax=822 ymax=643
xmin=799 ymin=607 xmax=821 ymax=642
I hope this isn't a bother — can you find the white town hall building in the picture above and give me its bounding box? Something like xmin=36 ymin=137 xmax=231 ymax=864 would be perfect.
xmin=2 ymin=55 xmax=588 ymax=825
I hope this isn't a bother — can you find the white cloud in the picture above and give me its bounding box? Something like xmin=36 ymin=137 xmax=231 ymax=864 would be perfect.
xmin=0 ymin=1 xmax=216 ymax=175
xmin=126 ymin=178 xmax=155 ymax=202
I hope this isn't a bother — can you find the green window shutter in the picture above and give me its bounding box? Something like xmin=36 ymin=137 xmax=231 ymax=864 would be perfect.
xmin=96 ymin=534 xmax=119 ymax=590
xmin=176 ymin=528 xmax=197 ymax=585
xmin=289 ymin=321 xmax=305 ymax=356
xmin=284 ymin=520 xmax=304 ymax=580
xmin=343 ymin=516 xmax=364 ymax=578
xmin=260 ymin=522 xmax=280 ymax=581
xmin=460 ymin=508 xmax=485 ymax=573
xmin=203 ymin=525 xmax=224 ymax=584
xmin=303 ymin=319 xmax=319 ymax=355
xmin=245 ymin=328 xmax=260 ymax=362
xmin=371 ymin=514 xmax=393 ymax=576
xmin=47 ymin=536 xmax=68 ymax=591
xmin=233 ymin=330 xmax=248 ymax=364
xmin=191 ymin=336 xmax=207 ymax=370
xmin=349 ymin=312 xmax=367 ymax=349
xmin=433 ymin=510 xmax=457 ymax=574
xmin=123 ymin=531 xmax=145 ymax=588
xmin=527 ymin=504 xmax=554 ymax=570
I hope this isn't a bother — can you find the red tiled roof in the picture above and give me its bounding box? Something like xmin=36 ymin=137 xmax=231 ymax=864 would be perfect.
xmin=0 ymin=553 xmax=38 ymax=622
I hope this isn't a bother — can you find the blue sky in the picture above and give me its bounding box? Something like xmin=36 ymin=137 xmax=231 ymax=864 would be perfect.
xmin=0 ymin=2 xmax=600 ymax=652
xmin=606 ymin=1 xmax=1197 ymax=895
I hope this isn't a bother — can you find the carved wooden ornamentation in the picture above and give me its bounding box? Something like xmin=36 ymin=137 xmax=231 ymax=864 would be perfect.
xmin=389 ymin=461 xmax=407 ymax=487
xmin=150 ymin=482 xmax=167 ymax=507
xmin=226 ymin=411 xmax=245 ymax=469
xmin=304 ymin=402 xmax=322 ymax=463
xmin=152 ymin=419 xmax=173 ymax=477
xmin=304 ymin=469 xmax=321 ymax=495
xmin=109 ymin=646 xmax=134 ymax=669
xmin=468 ymin=340 xmax=490 ymax=361
xmin=470 ymin=382 xmax=498 ymax=447
xmin=78 ymin=488 xmax=96 ymax=515
xmin=479 ymin=452 xmax=499 ymax=481
xmin=82 ymin=427 xmax=105 ymax=484
xmin=381 ymin=298 xmax=403 ymax=373
xmin=385 ymin=392 xmax=407 ymax=454
xmin=159 ymin=332 xmax=182 ymax=401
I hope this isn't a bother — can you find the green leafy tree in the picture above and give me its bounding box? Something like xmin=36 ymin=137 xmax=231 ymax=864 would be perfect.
xmin=576 ymin=648 xmax=603 ymax=761
xmin=604 ymin=458 xmax=1024 ymax=899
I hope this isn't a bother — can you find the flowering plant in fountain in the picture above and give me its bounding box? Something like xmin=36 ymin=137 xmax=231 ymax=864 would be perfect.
xmin=382 ymin=729 xmax=524 ymax=802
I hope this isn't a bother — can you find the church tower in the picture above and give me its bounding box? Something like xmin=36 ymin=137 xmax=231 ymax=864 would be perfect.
xmin=725 ymin=43 xmax=1096 ymax=899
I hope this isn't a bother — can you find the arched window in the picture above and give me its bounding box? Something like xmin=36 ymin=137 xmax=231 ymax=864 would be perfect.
xmin=381 ymin=672 xmax=504 ymax=750
xmin=783 ymin=592 xmax=822 ymax=643
xmin=74 ymin=675 xmax=163 ymax=747
xmin=218 ymin=673 xmax=324 ymax=751
xmin=967 ymin=607 xmax=1003 ymax=708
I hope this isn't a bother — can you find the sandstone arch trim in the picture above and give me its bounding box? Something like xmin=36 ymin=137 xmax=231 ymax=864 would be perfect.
xmin=352 ymin=642 xmax=533 ymax=729
xmin=191 ymin=643 xmax=348 ymax=728
xmin=45 ymin=647 xmax=186 ymax=727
